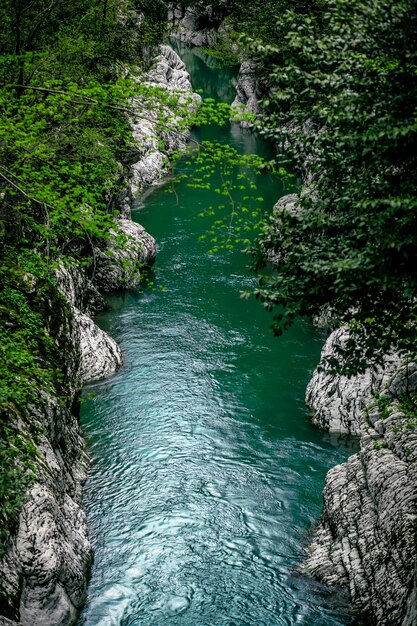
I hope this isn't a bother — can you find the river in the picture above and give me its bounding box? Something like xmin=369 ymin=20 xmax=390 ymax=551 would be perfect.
xmin=78 ymin=47 xmax=358 ymax=626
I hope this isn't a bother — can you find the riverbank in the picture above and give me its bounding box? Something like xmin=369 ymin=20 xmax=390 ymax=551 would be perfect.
xmin=303 ymin=328 xmax=417 ymax=626
xmin=0 ymin=45 xmax=196 ymax=626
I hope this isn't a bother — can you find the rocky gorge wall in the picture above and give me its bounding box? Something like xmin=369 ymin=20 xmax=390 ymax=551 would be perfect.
xmin=0 ymin=45 xmax=196 ymax=626
xmin=169 ymin=4 xmax=226 ymax=47
xmin=264 ymin=194 xmax=417 ymax=625
xmin=169 ymin=4 xmax=263 ymax=128
xmin=303 ymin=327 xmax=417 ymax=626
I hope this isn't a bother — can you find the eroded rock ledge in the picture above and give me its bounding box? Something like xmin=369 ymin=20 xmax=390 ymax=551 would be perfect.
xmin=303 ymin=327 xmax=417 ymax=626
xmin=129 ymin=44 xmax=199 ymax=196
xmin=0 ymin=45 xmax=195 ymax=626
xmin=261 ymin=193 xmax=417 ymax=624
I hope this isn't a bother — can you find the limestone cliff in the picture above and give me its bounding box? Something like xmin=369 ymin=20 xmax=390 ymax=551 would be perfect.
xmin=169 ymin=5 xmax=226 ymax=47
xmin=0 ymin=45 xmax=195 ymax=626
xmin=231 ymin=61 xmax=262 ymax=128
xmin=303 ymin=328 xmax=417 ymax=626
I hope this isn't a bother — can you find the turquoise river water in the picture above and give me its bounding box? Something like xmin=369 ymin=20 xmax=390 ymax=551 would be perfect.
xmin=78 ymin=48 xmax=359 ymax=626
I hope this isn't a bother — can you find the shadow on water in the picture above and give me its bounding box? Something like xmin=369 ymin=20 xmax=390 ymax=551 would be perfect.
xmin=78 ymin=47 xmax=359 ymax=626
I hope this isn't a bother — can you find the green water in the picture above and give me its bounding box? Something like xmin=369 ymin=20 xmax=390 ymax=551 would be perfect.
xmin=78 ymin=48 xmax=358 ymax=626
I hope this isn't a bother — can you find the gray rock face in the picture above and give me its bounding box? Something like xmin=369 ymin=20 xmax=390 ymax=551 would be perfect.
xmin=147 ymin=44 xmax=193 ymax=91
xmin=304 ymin=328 xmax=417 ymax=625
xmin=63 ymin=222 xmax=156 ymax=383
xmin=260 ymin=193 xmax=300 ymax=265
xmin=73 ymin=309 xmax=122 ymax=383
xmin=55 ymin=264 xmax=123 ymax=384
xmin=273 ymin=193 xmax=300 ymax=214
xmin=170 ymin=6 xmax=223 ymax=47
xmin=54 ymin=261 xmax=106 ymax=315
xmin=306 ymin=327 xmax=417 ymax=435
xmin=0 ymin=356 xmax=92 ymax=626
xmin=130 ymin=45 xmax=200 ymax=197
xmin=15 ymin=484 xmax=91 ymax=626
xmin=231 ymin=61 xmax=261 ymax=128
xmin=94 ymin=218 xmax=156 ymax=293
xmin=2 ymin=475 xmax=91 ymax=626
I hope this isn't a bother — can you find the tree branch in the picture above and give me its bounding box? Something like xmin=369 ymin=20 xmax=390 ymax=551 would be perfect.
xmin=7 ymin=84 xmax=200 ymax=145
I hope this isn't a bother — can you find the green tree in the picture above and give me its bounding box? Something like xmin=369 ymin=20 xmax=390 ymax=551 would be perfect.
xmin=247 ymin=0 xmax=417 ymax=373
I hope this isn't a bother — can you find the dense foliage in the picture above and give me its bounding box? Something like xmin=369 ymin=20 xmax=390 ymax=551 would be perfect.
xmin=0 ymin=0 xmax=175 ymax=555
xmin=0 ymin=0 xmax=169 ymax=257
xmin=178 ymin=0 xmax=417 ymax=372
xmin=245 ymin=0 xmax=417 ymax=373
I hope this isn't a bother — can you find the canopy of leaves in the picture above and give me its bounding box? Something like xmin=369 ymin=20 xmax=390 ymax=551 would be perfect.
xmin=246 ymin=0 xmax=417 ymax=373
xmin=0 ymin=0 xmax=172 ymax=258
